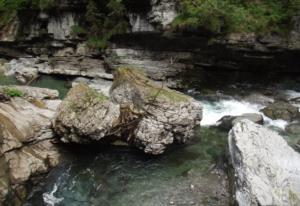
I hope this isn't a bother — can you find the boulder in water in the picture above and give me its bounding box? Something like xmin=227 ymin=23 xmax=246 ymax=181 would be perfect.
xmin=260 ymin=101 xmax=299 ymax=121
xmin=110 ymin=68 xmax=202 ymax=154
xmin=229 ymin=120 xmax=300 ymax=206
xmin=54 ymin=67 xmax=202 ymax=154
xmin=54 ymin=83 xmax=120 ymax=143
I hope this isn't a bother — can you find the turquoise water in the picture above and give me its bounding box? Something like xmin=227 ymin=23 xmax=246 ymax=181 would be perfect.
xmin=25 ymin=127 xmax=230 ymax=206
xmin=1 ymin=74 xmax=299 ymax=206
xmin=0 ymin=75 xmax=72 ymax=99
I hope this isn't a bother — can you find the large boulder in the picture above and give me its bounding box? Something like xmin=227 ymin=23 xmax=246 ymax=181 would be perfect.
xmin=0 ymin=88 xmax=61 ymax=205
xmin=54 ymin=68 xmax=202 ymax=154
xmin=54 ymin=83 xmax=120 ymax=143
xmin=260 ymin=101 xmax=300 ymax=121
xmin=229 ymin=120 xmax=300 ymax=206
xmin=110 ymin=68 xmax=202 ymax=154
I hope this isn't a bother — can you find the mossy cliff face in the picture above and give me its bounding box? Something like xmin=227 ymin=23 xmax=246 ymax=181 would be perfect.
xmin=54 ymin=68 xmax=202 ymax=154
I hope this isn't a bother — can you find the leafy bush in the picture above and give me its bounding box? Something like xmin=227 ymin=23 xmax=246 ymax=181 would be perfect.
xmin=2 ymin=87 xmax=23 ymax=97
xmin=173 ymin=0 xmax=300 ymax=34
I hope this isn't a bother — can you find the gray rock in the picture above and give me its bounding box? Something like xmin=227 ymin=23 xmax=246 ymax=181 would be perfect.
xmin=5 ymin=57 xmax=113 ymax=80
xmin=0 ymin=86 xmax=59 ymax=100
xmin=110 ymin=68 xmax=202 ymax=154
xmin=286 ymin=122 xmax=300 ymax=135
xmin=0 ymin=96 xmax=60 ymax=204
xmin=54 ymin=83 xmax=120 ymax=143
xmin=243 ymin=93 xmax=274 ymax=106
xmin=4 ymin=58 xmax=40 ymax=83
xmin=72 ymin=77 xmax=112 ymax=97
xmin=217 ymin=113 xmax=263 ymax=130
xmin=148 ymin=0 xmax=177 ymax=29
xmin=229 ymin=120 xmax=300 ymax=206
xmin=105 ymin=48 xmax=192 ymax=86
xmin=260 ymin=101 xmax=300 ymax=121
xmin=54 ymin=68 xmax=202 ymax=154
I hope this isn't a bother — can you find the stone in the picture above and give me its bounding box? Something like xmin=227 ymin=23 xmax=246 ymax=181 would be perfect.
xmin=286 ymin=122 xmax=300 ymax=135
xmin=229 ymin=120 xmax=300 ymax=206
xmin=47 ymin=12 xmax=76 ymax=40
xmin=54 ymin=83 xmax=120 ymax=143
xmin=72 ymin=77 xmax=112 ymax=97
xmin=217 ymin=113 xmax=264 ymax=130
xmin=54 ymin=68 xmax=202 ymax=154
xmin=149 ymin=0 xmax=177 ymax=29
xmin=110 ymin=68 xmax=202 ymax=154
xmin=4 ymin=58 xmax=40 ymax=83
xmin=105 ymin=48 xmax=192 ymax=82
xmin=260 ymin=101 xmax=300 ymax=121
xmin=0 ymin=86 xmax=59 ymax=100
xmin=243 ymin=93 xmax=274 ymax=106
xmin=0 ymin=95 xmax=60 ymax=204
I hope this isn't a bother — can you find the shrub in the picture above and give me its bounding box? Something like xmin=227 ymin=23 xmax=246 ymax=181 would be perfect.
xmin=2 ymin=87 xmax=23 ymax=97
xmin=173 ymin=0 xmax=300 ymax=34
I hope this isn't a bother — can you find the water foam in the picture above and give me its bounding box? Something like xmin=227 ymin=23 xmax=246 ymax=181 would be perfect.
xmin=43 ymin=184 xmax=64 ymax=206
xmin=200 ymin=99 xmax=288 ymax=130
xmin=285 ymin=89 xmax=300 ymax=100
xmin=200 ymin=99 xmax=262 ymax=126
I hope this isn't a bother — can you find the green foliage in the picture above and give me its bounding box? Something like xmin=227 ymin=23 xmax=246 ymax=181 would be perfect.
xmin=0 ymin=0 xmax=57 ymax=28
xmin=0 ymin=0 xmax=56 ymax=11
xmin=71 ymin=25 xmax=87 ymax=37
xmin=84 ymin=0 xmax=128 ymax=49
xmin=2 ymin=87 xmax=23 ymax=97
xmin=173 ymin=0 xmax=300 ymax=34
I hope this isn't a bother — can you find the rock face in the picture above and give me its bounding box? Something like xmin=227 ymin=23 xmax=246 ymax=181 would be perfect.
xmin=54 ymin=68 xmax=202 ymax=154
xmin=217 ymin=113 xmax=263 ymax=130
xmin=110 ymin=68 xmax=202 ymax=154
xmin=229 ymin=120 xmax=300 ymax=206
xmin=0 ymin=87 xmax=61 ymax=205
xmin=260 ymin=101 xmax=300 ymax=121
xmin=54 ymin=83 xmax=119 ymax=143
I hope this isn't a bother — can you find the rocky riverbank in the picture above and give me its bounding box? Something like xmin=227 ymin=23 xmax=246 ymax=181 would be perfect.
xmin=0 ymin=86 xmax=61 ymax=205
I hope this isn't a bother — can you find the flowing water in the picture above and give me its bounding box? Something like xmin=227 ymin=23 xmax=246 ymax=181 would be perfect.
xmin=1 ymin=74 xmax=300 ymax=206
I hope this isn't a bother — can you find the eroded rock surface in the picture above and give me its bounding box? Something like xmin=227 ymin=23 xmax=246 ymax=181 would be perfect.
xmin=54 ymin=68 xmax=202 ymax=154
xmin=0 ymin=88 xmax=61 ymax=205
xmin=54 ymin=83 xmax=119 ymax=143
xmin=229 ymin=120 xmax=300 ymax=206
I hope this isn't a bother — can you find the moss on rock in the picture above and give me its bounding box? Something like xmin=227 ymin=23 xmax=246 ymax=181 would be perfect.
xmin=112 ymin=67 xmax=189 ymax=103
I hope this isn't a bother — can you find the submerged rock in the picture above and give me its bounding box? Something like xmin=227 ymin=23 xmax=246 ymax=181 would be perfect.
xmin=260 ymin=101 xmax=300 ymax=121
xmin=54 ymin=67 xmax=202 ymax=154
xmin=229 ymin=120 xmax=300 ymax=206
xmin=217 ymin=113 xmax=263 ymax=130
xmin=0 ymin=88 xmax=61 ymax=204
